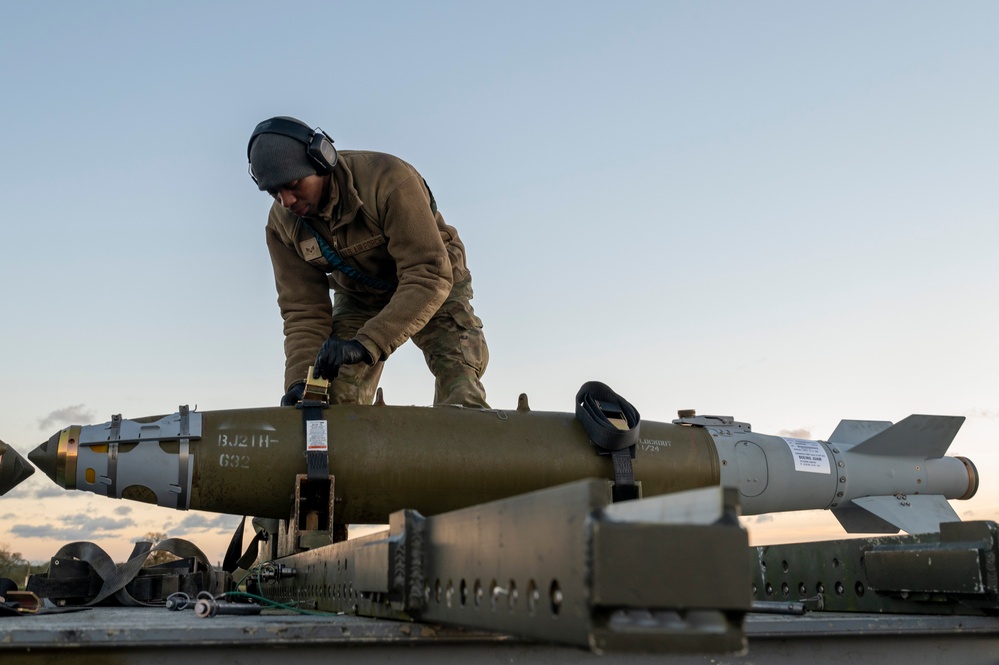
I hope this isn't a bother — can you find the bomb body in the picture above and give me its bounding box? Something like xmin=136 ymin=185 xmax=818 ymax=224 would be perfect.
xmin=27 ymin=405 xmax=976 ymax=534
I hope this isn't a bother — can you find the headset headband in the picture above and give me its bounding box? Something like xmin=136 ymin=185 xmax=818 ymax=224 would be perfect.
xmin=247 ymin=117 xmax=338 ymax=183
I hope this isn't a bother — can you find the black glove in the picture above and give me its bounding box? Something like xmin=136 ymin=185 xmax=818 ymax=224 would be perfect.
xmin=314 ymin=337 xmax=372 ymax=380
xmin=280 ymin=382 xmax=306 ymax=407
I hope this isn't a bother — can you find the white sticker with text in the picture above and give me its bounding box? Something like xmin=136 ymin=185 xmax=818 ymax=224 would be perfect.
xmin=306 ymin=421 xmax=329 ymax=451
xmin=782 ymin=438 xmax=830 ymax=474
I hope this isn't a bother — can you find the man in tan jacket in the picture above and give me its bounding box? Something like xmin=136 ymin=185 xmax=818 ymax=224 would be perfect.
xmin=248 ymin=116 xmax=489 ymax=408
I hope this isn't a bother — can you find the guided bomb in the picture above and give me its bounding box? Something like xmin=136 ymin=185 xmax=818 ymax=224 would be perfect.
xmin=22 ymin=392 xmax=977 ymax=535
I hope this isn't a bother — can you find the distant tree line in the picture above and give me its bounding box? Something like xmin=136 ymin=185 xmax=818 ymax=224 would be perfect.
xmin=0 ymin=542 xmax=47 ymax=588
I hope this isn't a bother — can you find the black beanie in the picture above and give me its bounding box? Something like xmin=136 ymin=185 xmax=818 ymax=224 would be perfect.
xmin=249 ymin=132 xmax=318 ymax=191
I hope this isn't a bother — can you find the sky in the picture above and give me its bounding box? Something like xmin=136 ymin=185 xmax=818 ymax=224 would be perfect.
xmin=0 ymin=1 xmax=997 ymax=564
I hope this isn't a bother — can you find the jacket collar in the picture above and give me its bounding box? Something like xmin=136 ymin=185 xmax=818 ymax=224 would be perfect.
xmin=317 ymin=158 xmax=363 ymax=230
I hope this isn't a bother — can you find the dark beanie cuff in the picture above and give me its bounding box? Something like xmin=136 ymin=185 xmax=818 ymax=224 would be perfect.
xmin=249 ymin=133 xmax=319 ymax=191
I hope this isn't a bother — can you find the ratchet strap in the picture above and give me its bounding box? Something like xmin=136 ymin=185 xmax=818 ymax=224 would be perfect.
xmin=298 ymin=399 xmax=329 ymax=481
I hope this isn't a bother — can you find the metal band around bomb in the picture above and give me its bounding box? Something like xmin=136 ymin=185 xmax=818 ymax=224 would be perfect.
xmin=65 ymin=410 xmax=202 ymax=509
xmin=56 ymin=426 xmax=81 ymax=489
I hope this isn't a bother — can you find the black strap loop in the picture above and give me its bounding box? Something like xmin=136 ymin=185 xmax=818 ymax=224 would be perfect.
xmin=222 ymin=516 xmax=268 ymax=573
xmin=575 ymin=381 xmax=641 ymax=502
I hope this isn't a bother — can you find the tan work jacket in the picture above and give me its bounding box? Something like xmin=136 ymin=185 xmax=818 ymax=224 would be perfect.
xmin=265 ymin=151 xmax=470 ymax=390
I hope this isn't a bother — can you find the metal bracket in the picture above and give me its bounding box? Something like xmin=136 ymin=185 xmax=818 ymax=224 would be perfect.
xmin=77 ymin=409 xmax=203 ymax=446
xmin=275 ymin=474 xmax=338 ymax=556
xmin=673 ymin=414 xmax=753 ymax=433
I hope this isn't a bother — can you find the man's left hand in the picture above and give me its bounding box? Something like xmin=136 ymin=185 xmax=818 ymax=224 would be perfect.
xmin=314 ymin=337 xmax=372 ymax=379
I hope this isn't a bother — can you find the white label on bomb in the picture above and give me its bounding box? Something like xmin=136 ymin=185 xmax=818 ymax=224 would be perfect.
xmin=782 ymin=438 xmax=831 ymax=474
xmin=307 ymin=421 xmax=329 ymax=451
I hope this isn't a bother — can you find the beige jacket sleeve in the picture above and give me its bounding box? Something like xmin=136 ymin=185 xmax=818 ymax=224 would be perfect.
xmin=266 ymin=213 xmax=333 ymax=391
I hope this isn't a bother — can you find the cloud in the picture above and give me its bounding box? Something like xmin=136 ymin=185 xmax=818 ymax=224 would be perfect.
xmin=9 ymin=513 xmax=136 ymax=542
xmin=113 ymin=506 xmax=132 ymax=516
xmin=37 ymin=405 xmax=96 ymax=431
xmin=63 ymin=514 xmax=135 ymax=531
xmin=0 ymin=474 xmax=49 ymax=499
xmin=966 ymin=409 xmax=999 ymax=419
xmin=753 ymin=515 xmax=774 ymax=524
xmin=778 ymin=428 xmax=812 ymax=440
xmin=34 ymin=485 xmax=71 ymax=499
xmin=170 ymin=513 xmax=242 ymax=536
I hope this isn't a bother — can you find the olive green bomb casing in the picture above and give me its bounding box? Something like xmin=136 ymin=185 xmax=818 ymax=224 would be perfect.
xmin=27 ymin=403 xmax=719 ymax=524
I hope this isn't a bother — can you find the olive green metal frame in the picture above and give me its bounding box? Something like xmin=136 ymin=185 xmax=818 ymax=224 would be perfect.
xmin=752 ymin=520 xmax=999 ymax=615
xmin=252 ymin=479 xmax=752 ymax=653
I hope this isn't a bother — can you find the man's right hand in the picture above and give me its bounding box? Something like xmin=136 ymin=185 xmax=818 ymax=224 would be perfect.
xmin=280 ymin=382 xmax=306 ymax=406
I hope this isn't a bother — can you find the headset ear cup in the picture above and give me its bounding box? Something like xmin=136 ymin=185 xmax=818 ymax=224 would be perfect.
xmin=319 ymin=140 xmax=337 ymax=171
xmin=308 ymin=133 xmax=336 ymax=174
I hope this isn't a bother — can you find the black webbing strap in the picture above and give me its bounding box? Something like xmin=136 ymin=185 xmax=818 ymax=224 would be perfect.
xmin=222 ymin=516 xmax=268 ymax=573
xmin=28 ymin=538 xmax=222 ymax=607
xmin=575 ymin=381 xmax=642 ymax=502
xmin=299 ymin=400 xmax=329 ymax=480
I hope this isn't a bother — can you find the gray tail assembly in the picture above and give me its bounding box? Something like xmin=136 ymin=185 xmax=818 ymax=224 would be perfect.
xmin=829 ymin=415 xmax=966 ymax=535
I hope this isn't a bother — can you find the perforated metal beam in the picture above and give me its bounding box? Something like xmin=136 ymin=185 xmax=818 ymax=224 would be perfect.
xmin=253 ymin=479 xmax=751 ymax=653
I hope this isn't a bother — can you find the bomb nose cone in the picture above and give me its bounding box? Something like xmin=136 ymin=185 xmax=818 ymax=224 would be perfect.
xmin=28 ymin=432 xmax=62 ymax=486
xmin=0 ymin=439 xmax=35 ymax=495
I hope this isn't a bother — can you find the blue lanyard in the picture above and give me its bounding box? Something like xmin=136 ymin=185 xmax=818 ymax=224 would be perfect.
xmin=300 ymin=220 xmax=397 ymax=292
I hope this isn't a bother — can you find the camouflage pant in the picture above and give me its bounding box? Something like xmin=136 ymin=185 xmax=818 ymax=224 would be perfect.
xmin=330 ymin=279 xmax=490 ymax=408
